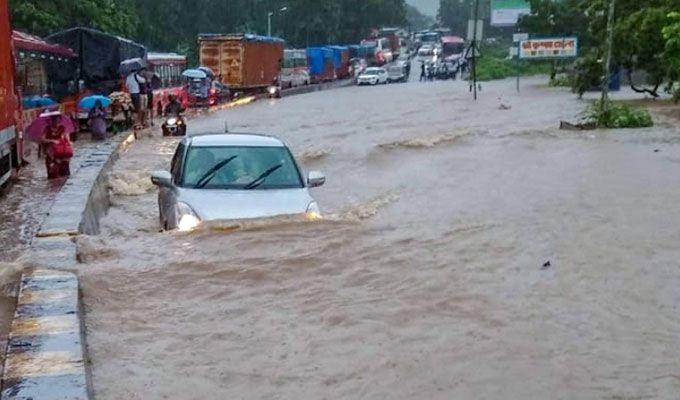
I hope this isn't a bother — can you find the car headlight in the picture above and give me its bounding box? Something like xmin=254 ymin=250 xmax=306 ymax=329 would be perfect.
xmin=167 ymin=118 xmax=177 ymax=125
xmin=306 ymin=201 xmax=322 ymax=221
xmin=268 ymin=86 xmax=278 ymax=95
xmin=176 ymin=202 xmax=201 ymax=231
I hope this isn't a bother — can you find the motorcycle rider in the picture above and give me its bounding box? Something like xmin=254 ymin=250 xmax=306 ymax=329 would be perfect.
xmin=162 ymin=95 xmax=187 ymax=136
xmin=164 ymin=94 xmax=184 ymax=117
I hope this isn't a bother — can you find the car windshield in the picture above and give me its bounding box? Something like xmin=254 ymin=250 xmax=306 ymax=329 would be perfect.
xmin=364 ymin=70 xmax=380 ymax=76
xmin=181 ymin=146 xmax=303 ymax=190
xmin=389 ymin=67 xmax=403 ymax=73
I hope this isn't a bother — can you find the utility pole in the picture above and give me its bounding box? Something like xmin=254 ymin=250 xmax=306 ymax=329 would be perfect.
xmin=601 ymin=0 xmax=616 ymax=115
xmin=472 ymin=0 xmax=480 ymax=101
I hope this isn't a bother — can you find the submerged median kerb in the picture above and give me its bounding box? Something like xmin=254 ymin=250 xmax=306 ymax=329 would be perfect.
xmin=1 ymin=131 xmax=136 ymax=400
xmin=1 ymin=269 xmax=91 ymax=400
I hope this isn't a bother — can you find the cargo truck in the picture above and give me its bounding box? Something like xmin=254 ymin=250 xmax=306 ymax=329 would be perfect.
xmin=198 ymin=34 xmax=284 ymax=92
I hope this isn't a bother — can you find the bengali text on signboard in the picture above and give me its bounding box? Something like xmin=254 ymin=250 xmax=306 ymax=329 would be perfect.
xmin=519 ymin=38 xmax=578 ymax=59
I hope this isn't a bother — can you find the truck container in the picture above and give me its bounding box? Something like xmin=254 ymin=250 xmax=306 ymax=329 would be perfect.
xmin=0 ymin=0 xmax=20 ymax=187
xmin=379 ymin=28 xmax=401 ymax=59
xmin=198 ymin=34 xmax=284 ymax=90
xmin=326 ymin=46 xmax=350 ymax=79
xmin=46 ymin=27 xmax=146 ymax=94
xmin=306 ymin=47 xmax=335 ymax=83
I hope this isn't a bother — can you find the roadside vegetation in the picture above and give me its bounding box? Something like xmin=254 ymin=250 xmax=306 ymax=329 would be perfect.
xmin=10 ymin=0 xmax=417 ymax=60
xmin=586 ymin=101 xmax=654 ymax=129
xmin=475 ymin=44 xmax=552 ymax=81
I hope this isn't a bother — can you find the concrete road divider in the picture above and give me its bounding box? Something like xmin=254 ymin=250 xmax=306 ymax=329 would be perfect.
xmin=0 ymin=269 xmax=91 ymax=400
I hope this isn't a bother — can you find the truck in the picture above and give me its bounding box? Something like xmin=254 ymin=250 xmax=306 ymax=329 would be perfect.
xmin=198 ymin=34 xmax=285 ymax=92
xmin=306 ymin=47 xmax=335 ymax=83
xmin=46 ymin=27 xmax=147 ymax=95
xmin=379 ymin=28 xmax=401 ymax=59
xmin=326 ymin=46 xmax=350 ymax=79
xmin=0 ymin=0 xmax=20 ymax=188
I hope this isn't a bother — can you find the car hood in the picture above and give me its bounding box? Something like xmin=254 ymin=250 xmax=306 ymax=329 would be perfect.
xmin=178 ymin=188 xmax=314 ymax=221
xmin=358 ymin=74 xmax=378 ymax=79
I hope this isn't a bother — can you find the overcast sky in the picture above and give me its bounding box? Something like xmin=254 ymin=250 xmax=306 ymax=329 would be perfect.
xmin=406 ymin=0 xmax=439 ymax=17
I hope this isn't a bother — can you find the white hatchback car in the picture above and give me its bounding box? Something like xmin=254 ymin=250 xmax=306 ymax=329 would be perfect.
xmin=357 ymin=67 xmax=389 ymax=85
xmin=151 ymin=133 xmax=325 ymax=231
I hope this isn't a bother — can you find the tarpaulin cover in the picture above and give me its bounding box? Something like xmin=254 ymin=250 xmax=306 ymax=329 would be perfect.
xmin=326 ymin=46 xmax=348 ymax=69
xmin=198 ymin=33 xmax=285 ymax=44
xmin=306 ymin=47 xmax=327 ymax=75
xmin=46 ymin=27 xmax=146 ymax=93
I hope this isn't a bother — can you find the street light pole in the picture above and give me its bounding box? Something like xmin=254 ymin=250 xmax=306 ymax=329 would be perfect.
xmin=267 ymin=12 xmax=274 ymax=37
xmin=267 ymin=7 xmax=288 ymax=37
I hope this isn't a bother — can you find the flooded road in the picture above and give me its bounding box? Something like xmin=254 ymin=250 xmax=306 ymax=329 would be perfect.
xmin=79 ymin=77 xmax=680 ymax=399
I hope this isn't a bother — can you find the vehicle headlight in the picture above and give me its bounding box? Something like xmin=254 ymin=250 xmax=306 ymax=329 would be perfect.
xmin=167 ymin=118 xmax=177 ymax=125
xmin=176 ymin=202 xmax=201 ymax=231
xmin=306 ymin=201 xmax=322 ymax=221
xmin=268 ymin=86 xmax=278 ymax=95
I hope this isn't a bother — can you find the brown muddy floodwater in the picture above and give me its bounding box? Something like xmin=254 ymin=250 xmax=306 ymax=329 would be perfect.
xmin=77 ymin=77 xmax=680 ymax=399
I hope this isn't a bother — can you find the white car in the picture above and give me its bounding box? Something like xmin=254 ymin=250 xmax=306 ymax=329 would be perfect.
xmin=418 ymin=44 xmax=434 ymax=57
xmin=357 ymin=67 xmax=389 ymax=85
xmin=281 ymin=69 xmax=311 ymax=88
xmin=151 ymin=133 xmax=325 ymax=231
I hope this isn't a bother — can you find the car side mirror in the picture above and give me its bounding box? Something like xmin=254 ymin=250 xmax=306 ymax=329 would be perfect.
xmin=151 ymin=170 xmax=173 ymax=188
xmin=307 ymin=171 xmax=326 ymax=188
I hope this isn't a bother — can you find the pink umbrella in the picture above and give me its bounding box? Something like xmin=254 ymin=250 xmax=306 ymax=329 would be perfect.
xmin=25 ymin=111 xmax=77 ymax=142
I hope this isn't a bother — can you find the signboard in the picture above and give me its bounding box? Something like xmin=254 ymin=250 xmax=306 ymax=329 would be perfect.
xmin=466 ymin=20 xmax=484 ymax=42
xmin=513 ymin=33 xmax=529 ymax=43
xmin=491 ymin=0 xmax=531 ymax=27
xmin=519 ymin=38 xmax=578 ymax=59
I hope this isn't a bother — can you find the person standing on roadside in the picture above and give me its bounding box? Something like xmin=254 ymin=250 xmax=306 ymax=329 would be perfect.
xmin=126 ymin=69 xmax=141 ymax=127
xmin=43 ymin=114 xmax=73 ymax=179
xmin=419 ymin=62 xmax=426 ymax=82
xmin=136 ymin=67 xmax=148 ymax=128
xmin=88 ymin=100 xmax=108 ymax=140
xmin=145 ymin=70 xmax=155 ymax=126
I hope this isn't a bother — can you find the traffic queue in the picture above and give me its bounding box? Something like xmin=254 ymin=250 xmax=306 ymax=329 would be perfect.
xmin=2 ymin=12 xmax=410 ymax=189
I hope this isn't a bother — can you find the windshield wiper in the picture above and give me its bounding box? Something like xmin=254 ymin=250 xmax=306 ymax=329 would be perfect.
xmin=194 ymin=156 xmax=238 ymax=189
xmin=244 ymin=164 xmax=283 ymax=190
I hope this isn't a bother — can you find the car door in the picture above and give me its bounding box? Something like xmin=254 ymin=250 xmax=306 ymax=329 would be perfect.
xmin=161 ymin=142 xmax=186 ymax=228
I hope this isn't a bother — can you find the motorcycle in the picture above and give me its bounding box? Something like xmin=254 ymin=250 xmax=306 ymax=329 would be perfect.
xmin=267 ymin=85 xmax=281 ymax=99
xmin=162 ymin=115 xmax=187 ymax=136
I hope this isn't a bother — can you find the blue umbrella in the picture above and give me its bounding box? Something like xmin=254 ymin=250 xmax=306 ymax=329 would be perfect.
xmin=79 ymin=95 xmax=111 ymax=109
xmin=182 ymin=69 xmax=207 ymax=79
xmin=22 ymin=95 xmax=57 ymax=109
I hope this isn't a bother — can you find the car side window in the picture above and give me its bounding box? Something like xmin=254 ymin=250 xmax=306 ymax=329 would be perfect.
xmin=170 ymin=143 xmax=186 ymax=185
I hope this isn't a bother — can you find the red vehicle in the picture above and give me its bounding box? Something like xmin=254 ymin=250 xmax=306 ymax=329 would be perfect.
xmin=147 ymin=52 xmax=189 ymax=114
xmin=0 ymin=0 xmax=20 ymax=187
xmin=379 ymin=28 xmax=401 ymax=59
xmin=12 ymin=30 xmax=78 ymax=154
xmin=442 ymin=36 xmax=466 ymax=61
xmin=199 ymin=34 xmax=285 ymax=93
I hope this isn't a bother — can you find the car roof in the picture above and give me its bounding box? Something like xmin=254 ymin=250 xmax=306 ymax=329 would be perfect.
xmin=365 ymin=67 xmax=383 ymax=71
xmin=187 ymin=133 xmax=285 ymax=147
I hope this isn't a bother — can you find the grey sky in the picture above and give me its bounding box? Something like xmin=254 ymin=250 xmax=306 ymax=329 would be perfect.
xmin=406 ymin=0 xmax=439 ymax=17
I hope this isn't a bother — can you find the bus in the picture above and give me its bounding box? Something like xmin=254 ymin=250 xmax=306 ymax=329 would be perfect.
xmin=0 ymin=0 xmax=20 ymax=187
xmin=13 ymin=30 xmax=78 ymax=158
xmin=441 ymin=36 xmax=466 ymax=60
xmin=147 ymin=52 xmax=188 ymax=113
